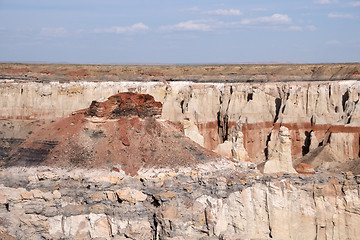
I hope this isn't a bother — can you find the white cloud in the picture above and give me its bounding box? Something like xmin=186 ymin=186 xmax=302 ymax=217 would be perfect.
xmin=160 ymin=14 xmax=306 ymax=32
xmin=205 ymin=8 xmax=242 ymax=16
xmin=40 ymin=27 xmax=68 ymax=37
xmin=314 ymin=0 xmax=338 ymax=4
xmin=240 ymin=14 xmax=292 ymax=25
xmin=327 ymin=40 xmax=341 ymax=45
xmin=160 ymin=20 xmax=215 ymax=31
xmin=328 ymin=13 xmax=356 ymax=19
xmin=351 ymin=1 xmax=360 ymax=6
xmin=94 ymin=23 xmax=149 ymax=34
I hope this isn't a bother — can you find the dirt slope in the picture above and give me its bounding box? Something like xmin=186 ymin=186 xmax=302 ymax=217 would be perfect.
xmin=5 ymin=92 xmax=219 ymax=175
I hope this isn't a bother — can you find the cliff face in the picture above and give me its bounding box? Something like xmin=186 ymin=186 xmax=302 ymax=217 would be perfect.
xmin=2 ymin=79 xmax=360 ymax=169
xmin=0 ymin=167 xmax=359 ymax=240
xmin=1 ymin=63 xmax=360 ymax=240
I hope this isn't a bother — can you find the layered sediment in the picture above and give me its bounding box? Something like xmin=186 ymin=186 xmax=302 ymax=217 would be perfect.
xmin=5 ymin=92 xmax=218 ymax=176
xmin=1 ymin=167 xmax=359 ymax=240
xmin=1 ymin=63 xmax=360 ymax=239
xmin=2 ymin=64 xmax=360 ymax=171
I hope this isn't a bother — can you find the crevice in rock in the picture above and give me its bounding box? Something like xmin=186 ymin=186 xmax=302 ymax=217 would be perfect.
xmin=264 ymin=132 xmax=272 ymax=160
xmin=180 ymin=100 xmax=185 ymax=114
xmin=326 ymin=132 xmax=331 ymax=144
xmin=310 ymin=115 xmax=315 ymax=128
xmin=151 ymin=197 xmax=160 ymax=207
xmin=281 ymin=104 xmax=286 ymax=114
xmin=342 ymin=90 xmax=349 ymax=112
xmin=274 ymin=98 xmax=281 ymax=123
xmin=152 ymin=213 xmax=159 ymax=240
xmin=264 ymin=190 xmax=272 ymax=238
xmin=281 ymin=92 xmax=290 ymax=114
xmin=302 ymin=131 xmax=311 ymax=156
xmin=5 ymin=203 xmax=9 ymax=212
xmin=247 ymin=93 xmax=253 ymax=102
xmin=217 ymin=111 xmax=229 ymax=142
xmin=358 ymin=135 xmax=360 ymax=158
xmin=347 ymin=116 xmax=352 ymax=124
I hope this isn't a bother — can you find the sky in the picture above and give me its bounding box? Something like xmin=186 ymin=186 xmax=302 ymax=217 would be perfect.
xmin=0 ymin=0 xmax=359 ymax=64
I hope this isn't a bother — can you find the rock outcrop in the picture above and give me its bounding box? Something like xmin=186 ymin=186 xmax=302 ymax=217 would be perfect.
xmin=4 ymin=92 xmax=220 ymax=175
xmin=214 ymin=122 xmax=250 ymax=161
xmin=87 ymin=92 xmax=162 ymax=119
xmin=264 ymin=126 xmax=297 ymax=174
xmin=2 ymin=63 xmax=360 ymax=239
xmin=2 ymin=75 xmax=360 ymax=174
xmin=0 ymin=166 xmax=360 ymax=240
xmin=183 ymin=119 xmax=204 ymax=147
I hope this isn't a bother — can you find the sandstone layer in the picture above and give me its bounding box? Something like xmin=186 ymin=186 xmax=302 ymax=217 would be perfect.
xmin=1 ymin=63 xmax=360 ymax=240
xmin=0 ymin=166 xmax=359 ymax=240
xmin=2 ymin=63 xmax=360 ymax=173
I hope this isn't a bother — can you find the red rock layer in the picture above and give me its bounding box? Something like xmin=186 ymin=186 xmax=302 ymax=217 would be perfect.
xmin=6 ymin=93 xmax=219 ymax=175
xmin=196 ymin=121 xmax=360 ymax=163
xmin=87 ymin=92 xmax=162 ymax=119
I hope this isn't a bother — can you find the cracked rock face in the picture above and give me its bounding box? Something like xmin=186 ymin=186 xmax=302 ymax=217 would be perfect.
xmin=3 ymin=79 xmax=360 ymax=175
xmin=0 ymin=167 xmax=360 ymax=240
xmin=264 ymin=126 xmax=297 ymax=174
xmin=2 ymin=64 xmax=360 ymax=239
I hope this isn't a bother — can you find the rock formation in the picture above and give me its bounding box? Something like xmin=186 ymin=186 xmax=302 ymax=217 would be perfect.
xmin=214 ymin=122 xmax=250 ymax=162
xmin=1 ymin=63 xmax=360 ymax=239
xmin=183 ymin=119 xmax=204 ymax=147
xmin=230 ymin=123 xmax=250 ymax=162
xmin=264 ymin=126 xmax=297 ymax=174
xmin=296 ymin=162 xmax=315 ymax=174
xmin=3 ymin=73 xmax=360 ymax=174
xmin=0 ymin=166 xmax=359 ymax=240
xmin=5 ymin=92 xmax=219 ymax=175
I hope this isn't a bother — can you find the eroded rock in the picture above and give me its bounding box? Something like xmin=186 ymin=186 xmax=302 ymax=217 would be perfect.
xmin=5 ymin=92 xmax=220 ymax=176
xmin=264 ymin=126 xmax=297 ymax=174
xmin=0 ymin=166 xmax=359 ymax=240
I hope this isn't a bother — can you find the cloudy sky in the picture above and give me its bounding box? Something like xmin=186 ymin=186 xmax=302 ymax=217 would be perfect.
xmin=0 ymin=0 xmax=359 ymax=64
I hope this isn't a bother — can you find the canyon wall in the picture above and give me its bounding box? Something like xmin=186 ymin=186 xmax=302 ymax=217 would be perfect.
xmin=1 ymin=79 xmax=360 ymax=166
xmin=1 ymin=167 xmax=360 ymax=240
xmin=1 ymin=64 xmax=360 ymax=240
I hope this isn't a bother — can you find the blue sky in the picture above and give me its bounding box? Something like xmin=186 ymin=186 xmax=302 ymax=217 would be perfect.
xmin=0 ymin=0 xmax=359 ymax=64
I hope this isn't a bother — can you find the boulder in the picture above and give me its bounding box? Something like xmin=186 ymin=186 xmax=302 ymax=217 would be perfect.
xmin=116 ymin=187 xmax=147 ymax=204
xmin=296 ymin=163 xmax=315 ymax=174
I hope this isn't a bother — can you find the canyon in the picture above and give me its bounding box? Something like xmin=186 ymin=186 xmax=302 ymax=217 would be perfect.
xmin=1 ymin=63 xmax=360 ymax=239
